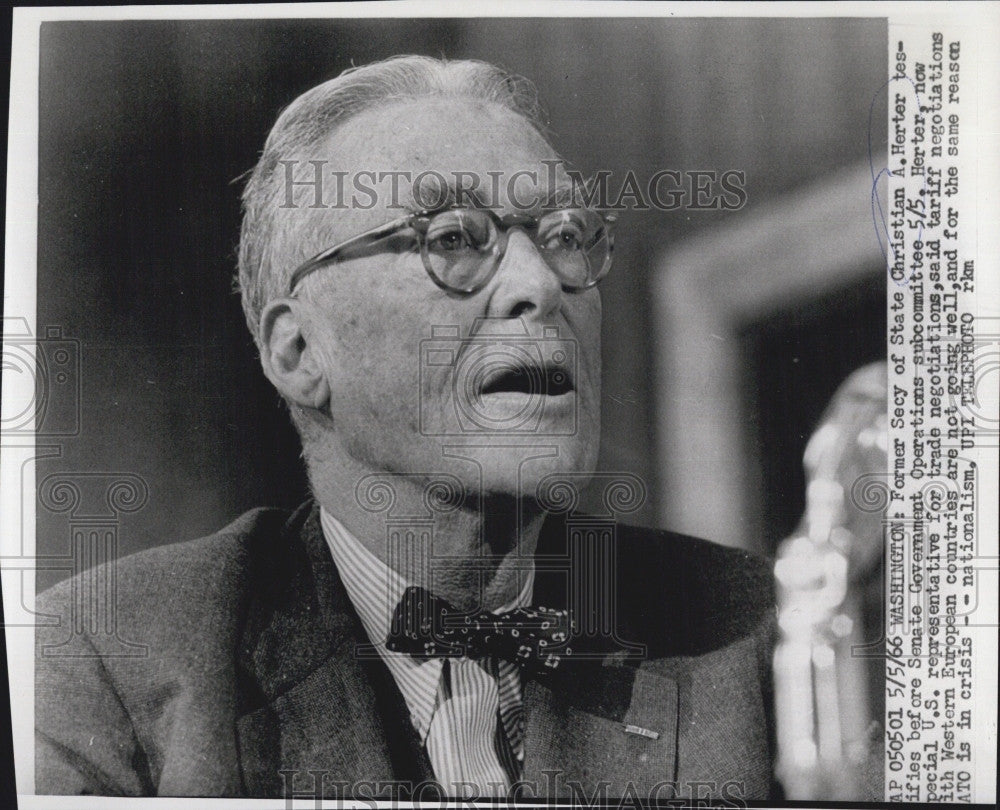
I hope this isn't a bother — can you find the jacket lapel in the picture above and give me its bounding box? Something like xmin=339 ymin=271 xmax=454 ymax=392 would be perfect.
xmin=522 ymin=660 xmax=679 ymax=797
xmin=523 ymin=514 xmax=680 ymax=797
xmin=235 ymin=504 xmax=397 ymax=797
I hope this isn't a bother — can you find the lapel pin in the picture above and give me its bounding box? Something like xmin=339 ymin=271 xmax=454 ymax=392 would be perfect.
xmin=624 ymin=724 xmax=660 ymax=740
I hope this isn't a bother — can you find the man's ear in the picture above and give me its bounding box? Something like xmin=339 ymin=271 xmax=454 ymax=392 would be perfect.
xmin=258 ymin=298 xmax=331 ymax=411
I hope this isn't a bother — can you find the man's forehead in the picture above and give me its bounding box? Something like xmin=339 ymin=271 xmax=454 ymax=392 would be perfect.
xmin=313 ymin=98 xmax=573 ymax=211
xmin=331 ymin=98 xmax=552 ymax=165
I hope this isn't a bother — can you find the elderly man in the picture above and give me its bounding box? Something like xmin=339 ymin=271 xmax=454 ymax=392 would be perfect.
xmin=35 ymin=55 xmax=774 ymax=800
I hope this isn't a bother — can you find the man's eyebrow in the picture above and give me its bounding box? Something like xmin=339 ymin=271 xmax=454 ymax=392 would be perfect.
xmin=408 ymin=177 xmax=492 ymax=212
xmin=406 ymin=177 xmax=585 ymax=214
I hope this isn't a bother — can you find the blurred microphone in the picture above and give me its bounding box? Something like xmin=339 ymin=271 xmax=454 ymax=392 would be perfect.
xmin=773 ymin=362 xmax=887 ymax=800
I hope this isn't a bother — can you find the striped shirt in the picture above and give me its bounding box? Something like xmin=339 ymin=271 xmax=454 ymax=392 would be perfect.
xmin=320 ymin=509 xmax=531 ymax=792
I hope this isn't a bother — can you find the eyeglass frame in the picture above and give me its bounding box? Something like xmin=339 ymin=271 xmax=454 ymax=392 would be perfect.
xmin=286 ymin=205 xmax=618 ymax=297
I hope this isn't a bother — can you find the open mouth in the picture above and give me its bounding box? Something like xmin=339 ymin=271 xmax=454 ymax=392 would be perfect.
xmin=479 ymin=365 xmax=574 ymax=397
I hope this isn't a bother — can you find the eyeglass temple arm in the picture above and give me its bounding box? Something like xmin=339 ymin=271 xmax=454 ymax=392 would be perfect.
xmin=287 ymin=213 xmax=416 ymax=293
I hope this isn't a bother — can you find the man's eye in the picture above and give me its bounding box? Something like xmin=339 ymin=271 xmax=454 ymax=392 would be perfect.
xmin=540 ymin=224 xmax=586 ymax=251
xmin=425 ymin=212 xmax=491 ymax=252
xmin=538 ymin=210 xmax=598 ymax=252
xmin=427 ymin=228 xmax=475 ymax=252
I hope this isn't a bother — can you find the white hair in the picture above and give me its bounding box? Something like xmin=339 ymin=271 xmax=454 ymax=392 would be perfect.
xmin=236 ymin=55 xmax=545 ymax=345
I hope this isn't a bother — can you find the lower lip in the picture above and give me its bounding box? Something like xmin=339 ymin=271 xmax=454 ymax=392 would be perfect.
xmin=475 ymin=390 xmax=575 ymax=411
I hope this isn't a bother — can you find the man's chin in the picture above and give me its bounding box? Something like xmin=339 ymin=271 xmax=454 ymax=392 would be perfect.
xmin=444 ymin=442 xmax=597 ymax=509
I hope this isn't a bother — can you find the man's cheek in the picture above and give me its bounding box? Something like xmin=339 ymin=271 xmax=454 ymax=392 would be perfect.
xmin=415 ymin=363 xmax=457 ymax=436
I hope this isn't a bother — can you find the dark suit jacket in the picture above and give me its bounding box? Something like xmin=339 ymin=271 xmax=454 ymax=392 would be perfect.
xmin=35 ymin=501 xmax=776 ymax=800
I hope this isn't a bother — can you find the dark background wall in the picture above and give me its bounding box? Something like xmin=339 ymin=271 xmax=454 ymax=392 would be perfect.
xmin=35 ymin=18 xmax=887 ymax=587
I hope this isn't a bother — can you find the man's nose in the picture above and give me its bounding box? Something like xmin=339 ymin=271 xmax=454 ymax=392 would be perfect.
xmin=486 ymin=229 xmax=563 ymax=320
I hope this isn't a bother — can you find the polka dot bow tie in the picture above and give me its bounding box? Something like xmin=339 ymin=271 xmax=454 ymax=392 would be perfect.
xmin=385 ymin=585 xmax=574 ymax=671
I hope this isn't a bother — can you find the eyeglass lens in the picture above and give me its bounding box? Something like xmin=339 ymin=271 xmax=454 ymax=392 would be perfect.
xmin=418 ymin=208 xmax=611 ymax=293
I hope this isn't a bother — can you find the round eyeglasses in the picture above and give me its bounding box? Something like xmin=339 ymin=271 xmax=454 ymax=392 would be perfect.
xmin=287 ymin=206 xmax=617 ymax=296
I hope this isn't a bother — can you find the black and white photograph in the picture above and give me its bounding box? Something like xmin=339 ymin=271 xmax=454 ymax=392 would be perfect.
xmin=1 ymin=4 xmax=997 ymax=807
